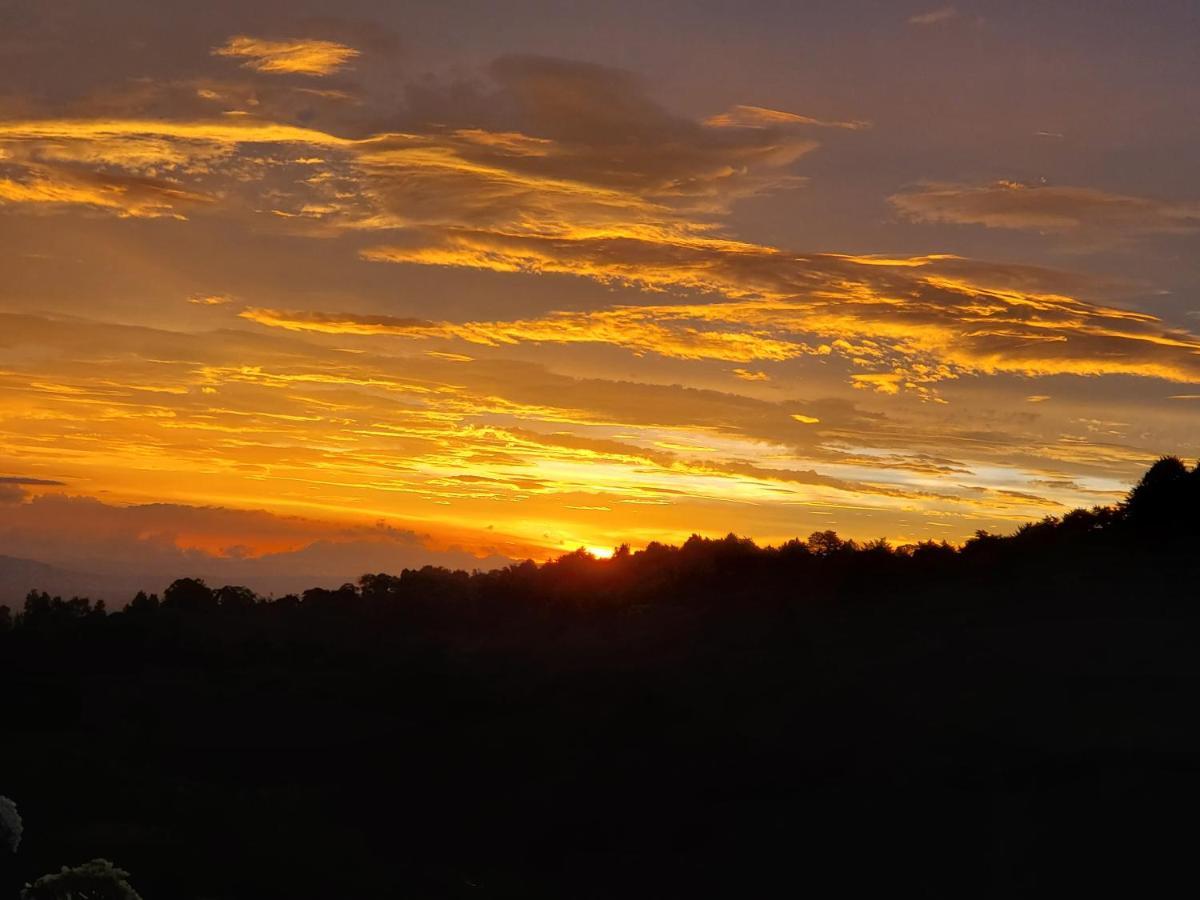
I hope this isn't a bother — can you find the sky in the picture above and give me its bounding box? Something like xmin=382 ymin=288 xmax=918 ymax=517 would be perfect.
xmin=2 ymin=0 xmax=1199 ymax=594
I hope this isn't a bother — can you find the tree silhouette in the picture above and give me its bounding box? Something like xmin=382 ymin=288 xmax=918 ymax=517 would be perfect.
xmin=163 ymin=578 xmax=216 ymax=612
xmin=1123 ymin=455 xmax=1197 ymax=535
xmin=20 ymin=592 xmax=100 ymax=628
xmin=807 ymin=530 xmax=845 ymax=557
xmin=126 ymin=591 xmax=159 ymax=615
xmin=215 ymin=585 xmax=257 ymax=611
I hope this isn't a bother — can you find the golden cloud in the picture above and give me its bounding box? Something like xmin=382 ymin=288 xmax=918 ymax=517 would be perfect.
xmin=239 ymin=303 xmax=811 ymax=364
xmin=0 ymin=117 xmax=356 ymax=149
xmin=356 ymin=236 xmax=1200 ymax=391
xmin=0 ymin=116 xmax=358 ymax=216
xmin=0 ymin=166 xmax=210 ymax=217
xmin=733 ymin=369 xmax=770 ymax=382
xmin=2 ymin=57 xmax=1198 ymax=400
xmin=0 ymin=311 xmax=1162 ymax=554
xmin=212 ymin=36 xmax=361 ymax=76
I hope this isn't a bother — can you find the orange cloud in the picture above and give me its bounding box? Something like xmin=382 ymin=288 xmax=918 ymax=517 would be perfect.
xmin=0 ymin=310 xmax=1158 ymax=558
xmin=705 ymin=105 xmax=869 ymax=130
xmin=0 ymin=117 xmax=356 ymax=149
xmin=239 ymin=304 xmax=810 ymax=363
xmin=0 ymin=167 xmax=210 ymax=217
xmin=212 ymin=36 xmax=361 ymax=75
xmin=733 ymin=369 xmax=770 ymax=382
xmin=357 ymin=235 xmax=1200 ymax=391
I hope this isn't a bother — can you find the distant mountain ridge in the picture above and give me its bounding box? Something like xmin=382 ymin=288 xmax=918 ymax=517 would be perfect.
xmin=0 ymin=555 xmax=97 ymax=605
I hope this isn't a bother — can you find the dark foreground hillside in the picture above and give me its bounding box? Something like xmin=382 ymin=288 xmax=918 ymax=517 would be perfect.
xmin=4 ymin=457 xmax=1200 ymax=898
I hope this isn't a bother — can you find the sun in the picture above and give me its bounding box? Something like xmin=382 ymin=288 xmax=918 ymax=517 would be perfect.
xmin=585 ymin=545 xmax=615 ymax=559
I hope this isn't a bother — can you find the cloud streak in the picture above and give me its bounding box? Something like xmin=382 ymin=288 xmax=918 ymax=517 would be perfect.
xmin=704 ymin=105 xmax=869 ymax=130
xmin=891 ymin=180 xmax=1200 ymax=241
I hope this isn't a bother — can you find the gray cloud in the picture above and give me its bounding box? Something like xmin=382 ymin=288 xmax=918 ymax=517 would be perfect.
xmin=0 ymin=493 xmax=513 ymax=584
xmin=891 ymin=180 xmax=1200 ymax=243
xmin=908 ymin=7 xmax=960 ymax=26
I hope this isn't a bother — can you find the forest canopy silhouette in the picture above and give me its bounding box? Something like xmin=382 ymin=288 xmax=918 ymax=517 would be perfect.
xmin=5 ymin=456 xmax=1200 ymax=898
xmin=6 ymin=455 xmax=1200 ymax=628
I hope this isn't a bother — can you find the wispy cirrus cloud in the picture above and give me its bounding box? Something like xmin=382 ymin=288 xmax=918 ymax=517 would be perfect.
xmin=704 ymin=105 xmax=869 ymax=130
xmin=212 ymin=36 xmax=361 ymax=76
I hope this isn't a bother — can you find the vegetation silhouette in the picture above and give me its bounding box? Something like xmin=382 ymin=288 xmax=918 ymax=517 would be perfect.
xmin=21 ymin=860 xmax=142 ymax=900
xmin=0 ymin=796 xmax=20 ymax=854
xmin=4 ymin=457 xmax=1200 ymax=897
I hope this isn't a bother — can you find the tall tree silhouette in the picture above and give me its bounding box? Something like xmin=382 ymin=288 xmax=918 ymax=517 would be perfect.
xmin=1123 ymin=455 xmax=1197 ymax=535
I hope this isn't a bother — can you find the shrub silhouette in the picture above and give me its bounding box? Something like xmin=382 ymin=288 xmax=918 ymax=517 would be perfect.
xmin=0 ymin=796 xmax=20 ymax=854
xmin=22 ymin=860 xmax=142 ymax=900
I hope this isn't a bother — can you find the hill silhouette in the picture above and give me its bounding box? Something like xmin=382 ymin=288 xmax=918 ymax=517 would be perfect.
xmin=4 ymin=457 xmax=1200 ymax=898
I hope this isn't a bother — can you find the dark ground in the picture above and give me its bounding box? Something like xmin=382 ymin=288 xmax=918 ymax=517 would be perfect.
xmin=5 ymin=573 xmax=1200 ymax=897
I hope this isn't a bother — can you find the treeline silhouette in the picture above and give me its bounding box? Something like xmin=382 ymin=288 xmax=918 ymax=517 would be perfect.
xmin=5 ymin=457 xmax=1200 ymax=898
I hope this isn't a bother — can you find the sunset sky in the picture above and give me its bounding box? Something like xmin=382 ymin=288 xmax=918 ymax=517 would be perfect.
xmin=2 ymin=0 xmax=1200 ymax=590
